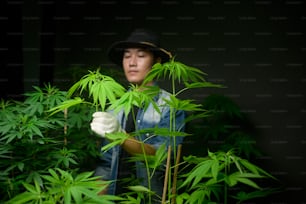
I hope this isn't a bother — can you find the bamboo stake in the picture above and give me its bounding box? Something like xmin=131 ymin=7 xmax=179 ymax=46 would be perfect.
xmin=171 ymin=144 xmax=182 ymax=204
xmin=162 ymin=146 xmax=172 ymax=204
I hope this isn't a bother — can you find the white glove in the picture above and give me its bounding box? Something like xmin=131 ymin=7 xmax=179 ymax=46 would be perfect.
xmin=90 ymin=111 xmax=121 ymax=138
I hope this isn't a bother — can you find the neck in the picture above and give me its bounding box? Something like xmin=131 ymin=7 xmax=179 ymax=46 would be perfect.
xmin=133 ymin=81 xmax=155 ymax=92
xmin=133 ymin=80 xmax=154 ymax=87
xmin=144 ymin=81 xmax=154 ymax=86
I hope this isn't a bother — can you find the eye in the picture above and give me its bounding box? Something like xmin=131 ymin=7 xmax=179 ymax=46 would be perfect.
xmin=137 ymin=51 xmax=146 ymax=57
xmin=123 ymin=52 xmax=131 ymax=58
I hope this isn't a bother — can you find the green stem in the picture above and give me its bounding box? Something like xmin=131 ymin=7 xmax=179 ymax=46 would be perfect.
xmin=140 ymin=143 xmax=152 ymax=203
xmin=175 ymin=87 xmax=188 ymax=96
xmin=135 ymin=108 xmax=152 ymax=203
xmin=224 ymin=160 xmax=228 ymax=204
xmin=168 ymin=72 xmax=178 ymax=202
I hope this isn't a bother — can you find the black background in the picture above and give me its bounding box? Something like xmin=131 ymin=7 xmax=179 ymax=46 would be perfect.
xmin=1 ymin=0 xmax=305 ymax=203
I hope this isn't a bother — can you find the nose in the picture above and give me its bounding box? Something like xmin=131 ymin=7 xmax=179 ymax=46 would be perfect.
xmin=129 ymin=55 xmax=137 ymax=66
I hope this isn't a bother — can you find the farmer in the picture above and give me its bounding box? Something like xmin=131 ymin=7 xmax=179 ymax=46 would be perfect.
xmin=90 ymin=29 xmax=185 ymax=202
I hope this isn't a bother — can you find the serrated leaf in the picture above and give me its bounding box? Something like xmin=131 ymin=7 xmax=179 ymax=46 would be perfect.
xmin=23 ymin=182 xmax=37 ymax=194
xmin=127 ymin=185 xmax=152 ymax=193
xmin=48 ymin=97 xmax=85 ymax=116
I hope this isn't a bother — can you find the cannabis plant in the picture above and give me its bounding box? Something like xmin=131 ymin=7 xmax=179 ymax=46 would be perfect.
xmin=3 ymin=58 xmax=279 ymax=203
xmin=46 ymin=58 xmax=223 ymax=203
xmin=0 ymin=84 xmax=118 ymax=203
xmin=48 ymin=57 xmax=278 ymax=203
xmin=176 ymin=149 xmax=278 ymax=204
xmin=6 ymin=168 xmax=121 ymax=204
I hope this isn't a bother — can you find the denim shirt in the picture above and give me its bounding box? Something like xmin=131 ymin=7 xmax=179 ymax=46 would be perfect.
xmin=94 ymin=88 xmax=186 ymax=196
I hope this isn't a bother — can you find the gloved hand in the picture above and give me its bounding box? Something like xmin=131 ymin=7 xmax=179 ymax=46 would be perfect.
xmin=90 ymin=111 xmax=121 ymax=138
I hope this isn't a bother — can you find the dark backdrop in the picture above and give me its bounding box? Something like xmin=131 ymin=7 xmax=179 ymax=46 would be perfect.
xmin=1 ymin=1 xmax=305 ymax=203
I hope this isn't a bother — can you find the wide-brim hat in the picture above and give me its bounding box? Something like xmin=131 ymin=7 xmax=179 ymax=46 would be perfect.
xmin=107 ymin=29 xmax=172 ymax=66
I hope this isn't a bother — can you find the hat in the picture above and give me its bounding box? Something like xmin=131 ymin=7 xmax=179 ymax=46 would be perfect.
xmin=107 ymin=29 xmax=172 ymax=66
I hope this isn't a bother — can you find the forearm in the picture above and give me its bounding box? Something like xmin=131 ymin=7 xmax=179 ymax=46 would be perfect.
xmin=121 ymin=137 xmax=156 ymax=156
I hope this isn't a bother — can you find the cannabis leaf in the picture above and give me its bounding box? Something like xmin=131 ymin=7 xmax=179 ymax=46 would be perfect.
xmin=67 ymin=68 xmax=126 ymax=111
xmin=144 ymin=58 xmax=207 ymax=84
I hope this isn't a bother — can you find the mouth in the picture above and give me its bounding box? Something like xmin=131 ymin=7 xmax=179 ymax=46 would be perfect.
xmin=128 ymin=70 xmax=138 ymax=74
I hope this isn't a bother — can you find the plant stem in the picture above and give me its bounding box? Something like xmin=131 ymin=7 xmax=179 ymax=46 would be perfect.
xmin=224 ymin=160 xmax=228 ymax=204
xmin=162 ymin=146 xmax=171 ymax=204
xmin=140 ymin=142 xmax=152 ymax=204
xmin=171 ymin=144 xmax=182 ymax=204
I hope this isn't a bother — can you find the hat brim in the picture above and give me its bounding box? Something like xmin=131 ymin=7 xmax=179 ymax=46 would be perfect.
xmin=107 ymin=41 xmax=172 ymax=66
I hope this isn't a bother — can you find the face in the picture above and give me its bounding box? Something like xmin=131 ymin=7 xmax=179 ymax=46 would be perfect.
xmin=122 ymin=48 xmax=156 ymax=85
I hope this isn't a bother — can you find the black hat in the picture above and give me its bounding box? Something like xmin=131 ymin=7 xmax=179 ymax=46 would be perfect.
xmin=107 ymin=29 xmax=172 ymax=66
